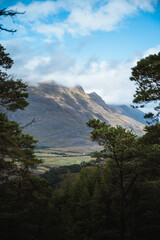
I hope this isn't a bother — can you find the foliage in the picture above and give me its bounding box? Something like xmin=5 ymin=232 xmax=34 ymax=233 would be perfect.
xmin=0 ymin=44 xmax=42 ymax=182
xmin=41 ymin=164 xmax=82 ymax=189
xmin=46 ymin=118 xmax=160 ymax=240
xmin=141 ymin=123 xmax=160 ymax=145
xmin=0 ymin=175 xmax=65 ymax=240
xmin=0 ymin=15 xmax=44 ymax=240
xmin=130 ymin=52 xmax=160 ymax=122
xmin=0 ymin=44 xmax=28 ymax=111
xmin=86 ymin=119 xmax=142 ymax=240
xmin=0 ymin=112 xmax=42 ymax=184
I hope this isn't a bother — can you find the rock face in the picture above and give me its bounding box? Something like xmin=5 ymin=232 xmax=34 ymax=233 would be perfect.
xmin=8 ymin=82 xmax=145 ymax=147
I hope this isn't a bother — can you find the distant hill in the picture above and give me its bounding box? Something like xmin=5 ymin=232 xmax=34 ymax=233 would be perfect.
xmin=107 ymin=104 xmax=146 ymax=124
xmin=8 ymin=82 xmax=145 ymax=148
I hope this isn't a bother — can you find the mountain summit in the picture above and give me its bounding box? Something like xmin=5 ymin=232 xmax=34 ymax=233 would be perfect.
xmin=8 ymin=82 xmax=145 ymax=147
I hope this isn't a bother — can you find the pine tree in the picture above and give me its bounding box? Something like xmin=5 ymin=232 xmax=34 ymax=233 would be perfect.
xmin=130 ymin=52 xmax=160 ymax=122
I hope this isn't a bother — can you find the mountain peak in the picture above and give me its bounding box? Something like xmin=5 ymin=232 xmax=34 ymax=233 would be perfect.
xmin=8 ymin=82 xmax=145 ymax=148
xmin=75 ymin=85 xmax=84 ymax=92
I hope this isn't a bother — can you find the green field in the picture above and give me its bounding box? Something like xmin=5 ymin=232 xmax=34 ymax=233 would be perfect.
xmin=35 ymin=148 xmax=92 ymax=173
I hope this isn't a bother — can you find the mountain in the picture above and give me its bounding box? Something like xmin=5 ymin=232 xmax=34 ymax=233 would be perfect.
xmin=8 ymin=82 xmax=145 ymax=148
xmin=107 ymin=104 xmax=146 ymax=124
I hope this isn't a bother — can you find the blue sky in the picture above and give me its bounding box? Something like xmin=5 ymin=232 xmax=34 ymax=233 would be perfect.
xmin=0 ymin=0 xmax=160 ymax=108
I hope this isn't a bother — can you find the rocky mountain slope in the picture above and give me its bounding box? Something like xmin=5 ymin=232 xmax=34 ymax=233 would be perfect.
xmin=8 ymin=82 xmax=145 ymax=147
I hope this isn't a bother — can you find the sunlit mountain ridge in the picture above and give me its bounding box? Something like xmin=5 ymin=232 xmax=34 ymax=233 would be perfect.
xmin=8 ymin=81 xmax=145 ymax=148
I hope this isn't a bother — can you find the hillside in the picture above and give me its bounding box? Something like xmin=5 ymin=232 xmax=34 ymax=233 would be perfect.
xmin=8 ymin=82 xmax=145 ymax=147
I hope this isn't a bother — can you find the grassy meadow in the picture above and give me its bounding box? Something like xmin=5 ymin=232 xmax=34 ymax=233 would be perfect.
xmin=35 ymin=147 xmax=93 ymax=173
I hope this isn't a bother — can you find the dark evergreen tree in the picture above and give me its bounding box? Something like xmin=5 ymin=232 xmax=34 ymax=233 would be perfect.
xmin=0 ymin=44 xmax=28 ymax=111
xmin=130 ymin=52 xmax=160 ymax=122
xmin=0 ymin=44 xmax=41 ymax=181
xmin=0 ymin=11 xmax=47 ymax=240
xmin=87 ymin=119 xmax=142 ymax=240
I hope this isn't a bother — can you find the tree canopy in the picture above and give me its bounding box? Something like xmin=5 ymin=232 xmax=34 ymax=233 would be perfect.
xmin=0 ymin=44 xmax=28 ymax=111
xmin=130 ymin=52 xmax=160 ymax=122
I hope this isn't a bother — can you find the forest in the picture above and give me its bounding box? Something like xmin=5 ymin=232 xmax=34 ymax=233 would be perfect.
xmin=0 ymin=8 xmax=160 ymax=240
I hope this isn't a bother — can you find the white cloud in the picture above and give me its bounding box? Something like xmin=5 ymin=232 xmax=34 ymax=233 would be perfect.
xmin=34 ymin=22 xmax=66 ymax=39
xmin=143 ymin=44 xmax=160 ymax=57
xmin=131 ymin=0 xmax=157 ymax=12
xmin=3 ymin=39 xmax=160 ymax=107
xmin=2 ymin=0 xmax=159 ymax=108
xmin=3 ymin=39 xmax=136 ymax=105
xmin=9 ymin=1 xmax=58 ymax=21
xmin=8 ymin=0 xmax=158 ymax=39
xmin=45 ymin=58 xmax=136 ymax=105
